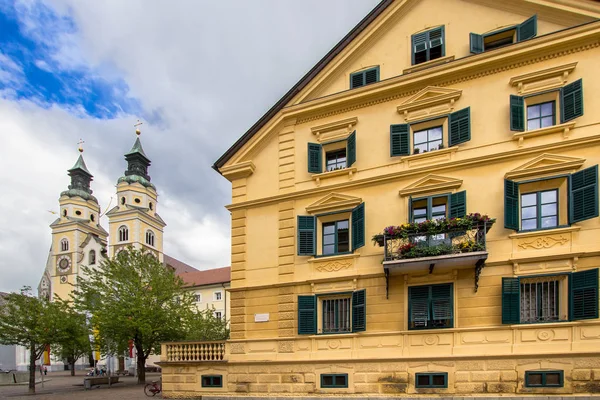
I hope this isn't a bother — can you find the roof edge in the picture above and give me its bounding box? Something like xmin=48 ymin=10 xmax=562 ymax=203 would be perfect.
xmin=212 ymin=0 xmax=393 ymax=173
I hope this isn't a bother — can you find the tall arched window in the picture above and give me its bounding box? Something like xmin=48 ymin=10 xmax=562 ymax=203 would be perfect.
xmin=60 ymin=239 xmax=69 ymax=252
xmin=146 ymin=230 xmax=155 ymax=247
xmin=89 ymin=250 xmax=96 ymax=265
xmin=118 ymin=226 xmax=129 ymax=242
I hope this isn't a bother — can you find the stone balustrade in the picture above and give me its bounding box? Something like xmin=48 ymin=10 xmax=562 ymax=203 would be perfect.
xmin=161 ymin=340 xmax=226 ymax=362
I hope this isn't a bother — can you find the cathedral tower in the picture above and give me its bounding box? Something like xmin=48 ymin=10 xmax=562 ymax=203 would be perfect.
xmin=106 ymin=126 xmax=166 ymax=260
xmin=41 ymin=147 xmax=108 ymax=301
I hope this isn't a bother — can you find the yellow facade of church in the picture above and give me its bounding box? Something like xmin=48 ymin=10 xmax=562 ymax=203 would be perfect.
xmin=161 ymin=0 xmax=600 ymax=396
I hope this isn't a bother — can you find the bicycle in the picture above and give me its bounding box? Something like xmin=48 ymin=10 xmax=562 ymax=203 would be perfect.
xmin=144 ymin=379 xmax=162 ymax=397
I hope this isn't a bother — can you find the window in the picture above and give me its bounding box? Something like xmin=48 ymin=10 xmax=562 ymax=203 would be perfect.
xmin=62 ymin=209 xmax=67 ymax=217
xmin=510 ymin=79 xmax=583 ymax=132
xmin=215 ymin=311 xmax=222 ymax=319
xmin=415 ymin=373 xmax=448 ymax=388
xmin=390 ymin=108 xmax=470 ymax=157
xmin=410 ymin=192 xmax=467 ymax=222
xmin=322 ymin=297 xmax=351 ymax=333
xmin=325 ymin=149 xmax=347 ymax=171
xmin=412 ymin=26 xmax=444 ymax=65
xmin=470 ymin=16 xmax=537 ymax=54
xmin=520 ymin=189 xmax=558 ymax=231
xmin=297 ymin=202 xmax=365 ymax=257
xmin=504 ymin=166 xmax=597 ymax=231
xmin=525 ymin=371 xmax=563 ymax=387
xmin=307 ymin=131 xmax=356 ymax=174
xmin=145 ymin=230 xmax=155 ymax=247
xmin=194 ymin=294 xmax=202 ymax=303
xmin=118 ymin=226 xmax=129 ymax=242
xmin=201 ymin=375 xmax=222 ymax=388
xmin=149 ymin=202 xmax=153 ymax=211
xmin=321 ymin=374 xmax=348 ymax=388
xmin=90 ymin=214 xmax=95 ymax=222
xmin=408 ymin=283 xmax=453 ymax=330
xmin=413 ymin=126 xmax=442 ymax=154
xmin=527 ymin=101 xmax=555 ymax=130
xmin=502 ymin=269 xmax=598 ymax=324
xmin=214 ymin=291 xmax=222 ymax=301
xmin=350 ymin=66 xmax=379 ymax=89
xmin=89 ymin=250 xmax=96 ymax=265
xmin=60 ymin=239 xmax=69 ymax=252
xmin=298 ymin=289 xmax=366 ymax=335
xmin=121 ymin=197 xmax=126 ymax=205
xmin=322 ymin=220 xmax=350 ymax=256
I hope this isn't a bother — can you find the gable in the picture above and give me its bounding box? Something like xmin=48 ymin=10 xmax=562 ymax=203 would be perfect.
xmin=306 ymin=192 xmax=363 ymax=214
xmin=505 ymin=153 xmax=586 ymax=180
xmin=214 ymin=0 xmax=600 ymax=172
xmin=399 ymin=174 xmax=463 ymax=197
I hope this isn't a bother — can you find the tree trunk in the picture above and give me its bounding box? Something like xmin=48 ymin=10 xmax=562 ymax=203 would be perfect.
xmin=28 ymin=343 xmax=36 ymax=394
xmin=136 ymin=351 xmax=146 ymax=384
xmin=70 ymin=359 xmax=75 ymax=376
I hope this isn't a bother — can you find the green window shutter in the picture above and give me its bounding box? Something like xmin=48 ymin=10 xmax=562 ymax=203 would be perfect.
xmin=517 ymin=15 xmax=537 ymax=42
xmin=570 ymin=268 xmax=599 ymax=321
xmin=297 ymin=215 xmax=316 ymax=256
xmin=409 ymin=286 xmax=429 ymax=327
xmin=428 ymin=26 xmax=444 ymax=50
xmin=352 ymin=202 xmax=365 ymax=250
xmin=431 ymin=284 xmax=453 ymax=327
xmin=569 ymin=165 xmax=598 ymax=223
xmin=502 ymin=277 xmax=520 ymax=324
xmin=390 ymin=124 xmax=410 ymax=157
xmin=504 ymin=179 xmax=520 ymax=230
xmin=307 ymin=143 xmax=322 ymax=173
xmin=352 ymin=289 xmax=366 ymax=332
xmin=449 ymin=107 xmax=471 ymax=146
xmin=364 ymin=67 xmax=379 ymax=85
xmin=347 ymin=130 xmax=356 ymax=167
xmin=411 ymin=31 xmax=428 ymax=64
xmin=470 ymin=33 xmax=484 ymax=54
xmin=449 ymin=191 xmax=467 ymax=218
xmin=350 ymin=71 xmax=365 ymax=89
xmin=560 ymin=79 xmax=583 ymax=123
xmin=510 ymin=95 xmax=525 ymax=131
xmin=298 ymin=295 xmax=317 ymax=334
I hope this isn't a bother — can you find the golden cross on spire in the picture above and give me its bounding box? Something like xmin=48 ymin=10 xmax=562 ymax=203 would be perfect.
xmin=78 ymin=139 xmax=85 ymax=153
xmin=134 ymin=120 xmax=143 ymax=136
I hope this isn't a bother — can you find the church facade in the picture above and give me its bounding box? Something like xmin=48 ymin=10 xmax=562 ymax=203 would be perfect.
xmin=161 ymin=0 xmax=600 ymax=397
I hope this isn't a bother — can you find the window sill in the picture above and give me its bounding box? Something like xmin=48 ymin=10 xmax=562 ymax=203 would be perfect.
xmin=308 ymin=252 xmax=360 ymax=263
xmin=403 ymin=55 xmax=455 ymax=75
xmin=509 ymin=225 xmax=580 ymax=239
xmin=311 ymin=167 xmax=357 ymax=187
xmin=512 ymin=121 xmax=576 ymax=147
xmin=400 ymin=146 xmax=458 ymax=166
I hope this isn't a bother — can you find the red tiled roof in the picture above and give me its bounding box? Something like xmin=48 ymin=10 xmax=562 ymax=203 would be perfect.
xmin=178 ymin=267 xmax=231 ymax=287
xmin=164 ymin=254 xmax=200 ymax=274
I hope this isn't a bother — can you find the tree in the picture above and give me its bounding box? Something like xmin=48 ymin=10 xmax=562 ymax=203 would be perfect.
xmin=71 ymin=248 xmax=195 ymax=384
xmin=51 ymin=300 xmax=91 ymax=376
xmin=185 ymin=307 xmax=229 ymax=341
xmin=0 ymin=287 xmax=65 ymax=393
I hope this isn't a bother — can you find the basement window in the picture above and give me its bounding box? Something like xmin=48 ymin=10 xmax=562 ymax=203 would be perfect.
xmin=201 ymin=375 xmax=222 ymax=388
xmin=525 ymin=370 xmax=563 ymax=387
xmin=321 ymin=374 xmax=348 ymax=388
xmin=415 ymin=372 xmax=448 ymax=388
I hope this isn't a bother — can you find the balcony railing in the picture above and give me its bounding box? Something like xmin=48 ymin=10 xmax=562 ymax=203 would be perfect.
xmin=163 ymin=341 xmax=226 ymax=362
xmin=383 ymin=222 xmax=490 ymax=262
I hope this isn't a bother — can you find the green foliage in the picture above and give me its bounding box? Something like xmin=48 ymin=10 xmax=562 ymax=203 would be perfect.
xmin=185 ymin=308 xmax=229 ymax=341
xmin=50 ymin=299 xmax=91 ymax=375
xmin=0 ymin=287 xmax=66 ymax=392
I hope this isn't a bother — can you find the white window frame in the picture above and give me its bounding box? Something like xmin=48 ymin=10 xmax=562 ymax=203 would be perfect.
xmin=213 ymin=291 xmax=223 ymax=301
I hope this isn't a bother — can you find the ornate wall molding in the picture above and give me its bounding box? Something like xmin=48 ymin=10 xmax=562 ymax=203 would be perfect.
xmin=518 ymin=235 xmax=569 ymax=250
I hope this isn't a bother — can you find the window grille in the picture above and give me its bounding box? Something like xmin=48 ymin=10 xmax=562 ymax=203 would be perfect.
xmin=520 ymin=277 xmax=560 ymax=323
xmin=322 ymin=298 xmax=351 ymax=333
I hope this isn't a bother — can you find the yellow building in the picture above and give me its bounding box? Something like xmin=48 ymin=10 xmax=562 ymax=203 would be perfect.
xmin=161 ymin=0 xmax=600 ymax=396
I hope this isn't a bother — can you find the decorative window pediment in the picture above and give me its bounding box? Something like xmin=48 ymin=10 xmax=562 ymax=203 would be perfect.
xmin=509 ymin=62 xmax=577 ymax=95
xmin=505 ymin=153 xmax=585 ymax=181
xmin=399 ymin=174 xmax=463 ymax=197
xmin=311 ymin=117 xmax=358 ymax=143
xmin=306 ymin=192 xmax=362 ymax=214
xmin=396 ymin=86 xmax=462 ymax=122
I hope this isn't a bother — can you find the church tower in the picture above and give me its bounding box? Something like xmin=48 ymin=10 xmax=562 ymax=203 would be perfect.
xmin=42 ymin=146 xmax=108 ymax=301
xmin=106 ymin=125 xmax=166 ymax=260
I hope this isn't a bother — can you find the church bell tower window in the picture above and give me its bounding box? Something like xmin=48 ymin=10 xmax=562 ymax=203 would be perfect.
xmin=60 ymin=239 xmax=69 ymax=252
xmin=119 ymin=226 xmax=129 ymax=242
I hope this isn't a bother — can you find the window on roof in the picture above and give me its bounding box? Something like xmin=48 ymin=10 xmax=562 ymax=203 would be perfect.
xmin=350 ymin=66 xmax=379 ymax=89
xmin=411 ymin=26 xmax=444 ymax=65
xmin=470 ymin=15 xmax=537 ymax=54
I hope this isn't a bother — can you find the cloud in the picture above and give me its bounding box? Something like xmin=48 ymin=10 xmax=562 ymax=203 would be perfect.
xmin=0 ymin=0 xmax=380 ymax=292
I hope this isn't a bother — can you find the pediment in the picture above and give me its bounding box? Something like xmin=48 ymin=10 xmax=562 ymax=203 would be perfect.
xmin=397 ymin=86 xmax=462 ymax=122
xmin=505 ymin=154 xmax=585 ymax=180
xmin=306 ymin=193 xmax=363 ymax=214
xmin=399 ymin=174 xmax=463 ymax=197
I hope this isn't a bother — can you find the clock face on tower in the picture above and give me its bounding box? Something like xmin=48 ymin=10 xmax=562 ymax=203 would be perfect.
xmin=57 ymin=255 xmax=71 ymax=273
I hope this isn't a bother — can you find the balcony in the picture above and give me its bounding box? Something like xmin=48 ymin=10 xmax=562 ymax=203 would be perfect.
xmin=161 ymin=340 xmax=227 ymax=363
xmin=373 ymin=214 xmax=495 ymax=294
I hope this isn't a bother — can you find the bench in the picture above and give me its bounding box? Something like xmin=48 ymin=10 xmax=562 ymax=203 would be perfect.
xmin=115 ymin=370 xmax=129 ymax=376
xmin=83 ymin=376 xmax=120 ymax=389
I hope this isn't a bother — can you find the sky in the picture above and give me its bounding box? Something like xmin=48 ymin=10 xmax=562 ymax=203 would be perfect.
xmin=0 ymin=0 xmax=380 ymax=293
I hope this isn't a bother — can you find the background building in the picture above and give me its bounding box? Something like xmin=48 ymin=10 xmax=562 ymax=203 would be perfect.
xmin=161 ymin=0 xmax=600 ymax=396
